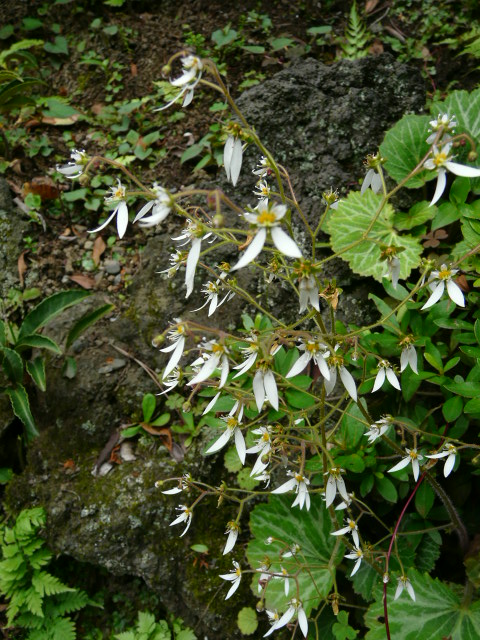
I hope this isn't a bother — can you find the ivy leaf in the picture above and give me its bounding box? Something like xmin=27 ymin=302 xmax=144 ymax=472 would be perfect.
xmin=379 ymin=114 xmax=431 ymax=188
xmin=365 ymin=569 xmax=480 ymax=639
xmin=327 ymin=190 xmax=422 ymax=281
xmin=247 ymin=496 xmax=342 ymax=615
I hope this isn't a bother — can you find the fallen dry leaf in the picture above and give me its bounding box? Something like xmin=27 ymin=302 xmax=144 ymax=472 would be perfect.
xmin=23 ymin=176 xmax=60 ymax=200
xmin=92 ymin=235 xmax=106 ymax=266
xmin=69 ymin=274 xmax=96 ymax=289
xmin=130 ymin=62 xmax=138 ymax=76
xmin=141 ymin=424 xmax=173 ymax=450
xmin=365 ymin=0 xmax=380 ymax=13
xmin=18 ymin=251 xmax=28 ymax=286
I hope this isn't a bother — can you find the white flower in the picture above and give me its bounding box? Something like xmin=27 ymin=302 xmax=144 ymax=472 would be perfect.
xmin=169 ymin=505 xmax=193 ymax=537
xmin=281 ymin=543 xmax=301 ymax=559
xmin=159 ymin=367 xmax=181 ymax=395
xmin=191 ymin=279 xmax=234 ymax=316
xmin=56 ymin=149 xmax=88 ymax=178
xmin=264 ymin=598 xmax=308 ymax=638
xmin=159 ymin=473 xmax=190 ymax=494
xmin=134 ymin=183 xmax=171 ymax=226
xmin=424 ymin=142 xmax=480 ymax=206
xmin=364 ymin=416 xmax=392 ymax=444
xmin=361 ymin=167 xmax=382 ymax=195
xmin=372 ymin=360 xmax=401 ymax=393
xmin=252 ymin=366 xmax=279 ymax=412
xmin=324 ymin=467 xmax=349 ymax=508
xmin=219 ymin=561 xmax=242 ymax=600
xmin=331 ymin=518 xmax=360 ymax=548
xmin=298 ymin=275 xmax=320 ymax=312
xmin=160 ymin=320 xmax=187 ymax=379
xmin=233 ymin=335 xmax=260 ymax=378
xmin=205 ymin=414 xmax=246 ymax=464
xmin=223 ymin=521 xmax=240 ymax=555
xmin=159 ymin=55 xmax=203 ymax=110
xmin=254 ymin=180 xmax=272 ymax=198
xmin=387 ymin=255 xmax=401 ymax=289
xmin=394 ymin=575 xmax=415 ymax=601
xmin=251 ymin=469 xmax=271 ymax=488
xmin=426 ymin=443 xmax=457 ymax=477
xmin=231 ymin=199 xmax=302 ymax=271
xmin=224 ymin=135 xmax=243 ymax=186
xmin=158 ymin=250 xmax=186 ymax=277
xmin=272 ymin=471 xmax=311 ymax=510
xmin=172 ymin=221 xmax=212 ymax=298
xmin=426 ymin=113 xmax=457 ymax=144
xmin=421 ymin=264 xmax=465 ymax=310
xmin=247 ymin=426 xmax=273 ymax=477
xmin=188 ymin=340 xmax=230 ymax=388
xmin=253 ymin=155 xmax=272 ymax=178
xmin=388 ymin=448 xmax=423 ymax=482
xmin=286 ymin=338 xmax=330 ymax=380
xmin=345 ymin=546 xmax=363 ymax=576
xmin=90 ymin=179 xmax=129 ymax=238
xmin=324 ymin=347 xmax=357 ymax=402
xmin=400 ymin=344 xmax=418 ymax=374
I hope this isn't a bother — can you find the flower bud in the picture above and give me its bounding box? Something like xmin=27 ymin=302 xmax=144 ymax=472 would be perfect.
xmin=468 ymin=150 xmax=478 ymax=162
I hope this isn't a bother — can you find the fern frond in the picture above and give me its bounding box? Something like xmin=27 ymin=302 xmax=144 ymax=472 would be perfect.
xmin=49 ymin=589 xmax=90 ymax=615
xmin=340 ymin=1 xmax=370 ymax=60
xmin=32 ymin=570 xmax=73 ymax=597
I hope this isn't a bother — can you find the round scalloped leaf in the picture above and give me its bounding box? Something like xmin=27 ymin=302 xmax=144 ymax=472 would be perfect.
xmin=237 ymin=607 xmax=258 ymax=635
xmin=246 ymin=495 xmax=342 ymax=615
xmin=379 ymin=114 xmax=432 ymax=188
xmin=327 ymin=190 xmax=422 ymax=281
xmin=365 ymin=569 xmax=480 ymax=640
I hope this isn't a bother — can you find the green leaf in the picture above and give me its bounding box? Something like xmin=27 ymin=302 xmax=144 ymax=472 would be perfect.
xmin=241 ymin=45 xmax=265 ymax=54
xmin=0 ymin=468 xmax=13 ymax=484
xmin=365 ymin=569 xmax=480 ymax=639
xmin=18 ymin=290 xmax=91 ymax=339
xmin=62 ymin=356 xmax=77 ymax=379
xmin=120 ymin=425 xmax=142 ymax=438
xmin=26 ymin=356 xmax=46 ymax=391
xmin=224 ymin=446 xmax=243 ymax=472
xmin=443 ymin=380 xmax=480 ymax=397
xmin=432 ymin=201 xmax=461 ymax=230
xmin=432 ymin=88 xmax=480 ymax=146
xmin=65 ymin=303 xmax=114 ymax=349
xmin=15 ymin=334 xmax=61 ymax=354
xmin=442 ymin=395 xmax=463 ymax=422
xmin=332 ymin=610 xmax=358 ymax=640
xmin=415 ymin=481 xmax=435 ymax=518
xmin=464 ymin=397 xmax=480 ymax=414
xmin=338 ymin=400 xmax=367 ymax=449
xmin=63 ymin=188 xmax=88 ymax=202
xmin=6 ymin=386 xmax=39 ymax=441
xmin=449 ymin=176 xmax=471 ymax=204
xmin=180 ymin=143 xmax=205 ymax=164
xmin=151 ymin=413 xmax=170 ymax=427
xmin=284 ymin=388 xmax=316 ymax=409
xmin=237 ymin=607 xmax=258 ymax=635
xmin=142 ymin=393 xmax=156 ymax=422
xmin=375 ymin=476 xmax=397 ymax=503
xmin=328 ymin=190 xmax=422 ymax=281
xmin=380 ymin=114 xmax=432 ymax=188
xmin=415 ymin=534 xmax=441 ymax=573
xmin=1 ymin=346 xmax=24 ymax=383
xmin=393 ymin=201 xmax=436 ymax=230
xmin=43 ymin=35 xmax=68 ymax=55
xmin=350 ymin=560 xmax=378 ymax=602
xmin=247 ymin=496 xmax=342 ymax=615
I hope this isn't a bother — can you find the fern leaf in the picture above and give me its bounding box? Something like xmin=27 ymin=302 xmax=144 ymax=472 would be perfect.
xmin=32 ymin=571 xmax=73 ymax=597
xmin=340 ymin=1 xmax=369 ymax=60
xmin=50 ymin=589 xmax=89 ymax=615
xmin=114 ymin=633 xmax=135 ymax=640
xmin=138 ymin=611 xmax=157 ymax=634
xmin=24 ymin=585 xmax=45 ymax=618
xmin=29 ymin=548 xmax=53 ymax=569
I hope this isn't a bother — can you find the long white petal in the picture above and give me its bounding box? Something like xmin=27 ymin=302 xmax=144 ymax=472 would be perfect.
xmin=274 ymin=606 xmax=295 ymax=631
xmin=202 ymin=391 xmax=221 ymax=415
xmin=253 ymin=370 xmax=265 ymax=412
xmin=286 ymin=352 xmax=311 ymax=378
xmin=340 ymin=366 xmax=357 ymax=402
xmin=223 ymin=529 xmax=238 ymax=555
xmin=230 ymin=138 xmax=243 ymax=187
xmin=325 ymin=475 xmax=336 ymax=507
xmin=219 ymin=355 xmax=229 ymax=388
xmin=394 ymin=582 xmax=404 ymax=600
xmin=315 ymin=355 xmax=331 ymax=381
xmin=271 ymin=478 xmax=297 ymax=494
xmin=233 ymin=352 xmax=258 ymax=378
xmin=116 ymin=201 xmax=129 ymax=239
xmin=263 ymin=369 xmax=279 ymax=410
xmin=445 ymin=160 xmax=480 ymax=177
xmin=444 ymin=453 xmax=456 ymax=477
xmin=235 ymin=428 xmax=246 ymax=465
xmin=162 ymin=487 xmax=183 ymax=495
xmin=421 ymin=281 xmax=445 ymax=310
xmin=188 ymin=353 xmax=219 ymax=386
xmin=336 ymin=476 xmax=349 ymax=502
xmin=163 ymin=336 xmax=185 ymax=379
xmin=225 ymin=577 xmax=241 ymax=600
xmin=134 ymin=200 xmax=154 ymax=223
xmin=223 ymin=136 xmax=234 ymax=180
xmin=386 ymin=368 xmax=401 ymax=390
xmin=232 ymin=228 xmax=266 ymax=271
xmin=206 ymin=428 xmax=232 ymax=454
xmin=324 ymin=367 xmax=336 ymax=395
xmin=388 ymin=457 xmax=411 ymax=474
xmin=270 ymin=226 xmax=302 ymax=258
xmin=406 ymin=580 xmax=416 ymax=601
xmin=88 ymin=209 xmax=117 ymax=235
xmin=298 ymin=608 xmax=308 ymax=638
xmin=185 ymin=237 xmax=202 ymax=298
xmin=446 ymin=279 xmax=465 ymax=307
xmin=371 ymin=368 xmax=386 ymax=393
xmin=430 ymin=168 xmax=447 ymax=206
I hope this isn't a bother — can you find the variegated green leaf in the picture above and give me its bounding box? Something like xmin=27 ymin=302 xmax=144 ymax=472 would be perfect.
xmin=327 ymin=190 xmax=422 ymax=281
xmin=246 ymin=495 xmax=342 ymax=616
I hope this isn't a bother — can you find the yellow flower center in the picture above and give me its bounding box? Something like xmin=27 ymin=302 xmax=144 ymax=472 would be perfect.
xmin=257 ymin=211 xmax=277 ymax=225
xmin=438 ymin=268 xmax=451 ymax=280
xmin=433 ymin=151 xmax=448 ymax=167
xmin=295 ymin=473 xmax=304 ymax=483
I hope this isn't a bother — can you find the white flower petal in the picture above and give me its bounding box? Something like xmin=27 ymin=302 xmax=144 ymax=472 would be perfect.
xmin=223 ymin=529 xmax=238 ymax=555
xmin=430 ymin=168 xmax=447 ymax=206
xmin=162 ymin=487 xmax=183 ymax=495
xmin=340 ymin=366 xmax=357 ymax=402
xmin=372 ymin=368 xmax=386 ymax=393
xmin=162 ymin=336 xmax=185 ymax=379
xmin=336 ymin=476 xmax=349 ymax=502
xmin=421 ymin=280 xmax=445 ymax=310
xmin=230 ymin=138 xmax=243 ymax=187
xmin=386 ymin=368 xmax=401 ymax=390
xmin=253 ymin=370 xmax=266 ymax=412
xmin=270 ymin=226 xmax=302 ymax=259
xmin=232 ymin=227 xmax=267 ymax=271
xmin=88 ymin=209 xmax=117 ymax=235
xmin=446 ymin=279 xmax=465 ymax=307
xmin=351 ymin=556 xmax=362 ymax=576
xmin=444 ymin=453 xmax=456 ymax=477
xmin=263 ymin=369 xmax=279 ymax=410
xmin=272 ymin=478 xmax=297 ymax=494
xmin=223 ymin=136 xmax=234 ymax=180
xmin=225 ymin=577 xmax=241 ymax=600
xmin=388 ymin=457 xmax=411 ymax=474
xmin=286 ymin=352 xmax=311 ymax=378
xmin=185 ymin=237 xmax=202 ymax=298
xmin=298 ymin=608 xmax=308 ymax=637
xmin=206 ymin=428 xmax=232 ymax=455
xmin=235 ymin=428 xmax=246 ymax=465
xmin=406 ymin=580 xmax=416 ymax=601
xmin=233 ymin=352 xmax=258 ymax=378
xmin=445 ymin=161 xmax=480 ymax=178
xmin=188 ymin=353 xmax=219 ymax=386
xmin=134 ymin=200 xmax=154 ymax=223
xmin=203 ymin=391 xmax=221 ymax=415
xmin=324 ymin=367 xmax=336 ymax=395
